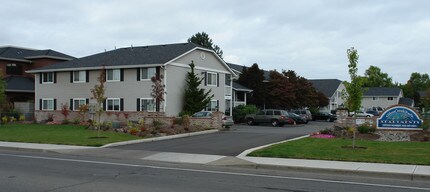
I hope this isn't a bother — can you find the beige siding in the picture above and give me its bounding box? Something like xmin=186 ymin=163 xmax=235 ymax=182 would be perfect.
xmin=362 ymin=96 xmax=399 ymax=110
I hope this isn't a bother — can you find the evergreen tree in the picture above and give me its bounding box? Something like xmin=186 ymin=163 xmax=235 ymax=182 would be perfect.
xmin=237 ymin=63 xmax=266 ymax=108
xmin=182 ymin=61 xmax=214 ymax=115
xmin=188 ymin=32 xmax=223 ymax=58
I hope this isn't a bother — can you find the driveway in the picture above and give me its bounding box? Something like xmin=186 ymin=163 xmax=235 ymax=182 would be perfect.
xmin=111 ymin=121 xmax=332 ymax=156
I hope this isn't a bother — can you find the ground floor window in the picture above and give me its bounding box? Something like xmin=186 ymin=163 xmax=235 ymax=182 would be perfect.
xmin=140 ymin=98 xmax=155 ymax=112
xmin=42 ymin=99 xmax=54 ymax=111
xmin=73 ymin=98 xmax=87 ymax=111
xmin=106 ymin=98 xmax=121 ymax=111
xmin=206 ymin=100 xmax=218 ymax=111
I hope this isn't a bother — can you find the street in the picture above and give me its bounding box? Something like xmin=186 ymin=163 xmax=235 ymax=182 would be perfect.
xmin=112 ymin=122 xmax=329 ymax=156
xmin=1 ymin=150 xmax=429 ymax=192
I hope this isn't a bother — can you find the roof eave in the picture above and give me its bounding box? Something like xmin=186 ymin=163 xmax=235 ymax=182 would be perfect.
xmin=0 ymin=57 xmax=32 ymax=63
xmin=24 ymin=55 xmax=74 ymax=61
xmin=5 ymin=89 xmax=34 ymax=93
xmin=26 ymin=63 xmax=164 ymax=73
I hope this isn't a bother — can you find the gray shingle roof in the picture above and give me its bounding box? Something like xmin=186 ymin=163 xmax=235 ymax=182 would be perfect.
xmin=399 ymin=97 xmax=414 ymax=106
xmin=363 ymin=87 xmax=402 ymax=96
xmin=4 ymin=76 xmax=34 ymax=92
xmin=309 ymin=79 xmax=342 ymax=97
xmin=0 ymin=46 xmax=74 ymax=61
xmin=233 ymin=82 xmax=252 ymax=92
xmin=30 ymin=43 xmax=199 ymax=71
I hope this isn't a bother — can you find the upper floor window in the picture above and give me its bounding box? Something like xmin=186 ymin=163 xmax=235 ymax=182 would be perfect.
xmin=141 ymin=67 xmax=156 ymax=80
xmin=42 ymin=72 xmax=54 ymax=84
xmin=206 ymin=72 xmax=218 ymax=86
xmin=6 ymin=63 xmax=22 ymax=75
xmin=372 ymin=97 xmax=379 ymax=101
xmin=107 ymin=69 xmax=121 ymax=81
xmin=206 ymin=100 xmax=218 ymax=111
xmin=73 ymin=71 xmax=86 ymax=83
xmin=225 ymin=74 xmax=231 ymax=86
xmin=388 ymin=97 xmax=394 ymax=101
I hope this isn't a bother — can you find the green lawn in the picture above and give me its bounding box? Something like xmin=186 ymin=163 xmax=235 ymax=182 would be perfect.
xmin=248 ymin=137 xmax=430 ymax=165
xmin=0 ymin=124 xmax=140 ymax=147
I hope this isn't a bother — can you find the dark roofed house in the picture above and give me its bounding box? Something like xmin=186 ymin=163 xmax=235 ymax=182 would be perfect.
xmin=0 ymin=46 xmax=74 ymax=107
xmin=362 ymin=87 xmax=408 ymax=109
xmin=27 ymin=42 xmax=237 ymax=121
xmin=309 ymin=79 xmax=346 ymax=112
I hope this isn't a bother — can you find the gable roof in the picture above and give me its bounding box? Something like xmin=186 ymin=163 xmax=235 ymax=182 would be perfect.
xmin=28 ymin=42 xmax=230 ymax=73
xmin=4 ymin=76 xmax=34 ymax=93
xmin=363 ymin=87 xmax=402 ymax=97
xmin=0 ymin=46 xmax=74 ymax=62
xmin=399 ymin=97 xmax=414 ymax=106
xmin=308 ymin=79 xmax=342 ymax=98
xmin=232 ymin=82 xmax=253 ymax=92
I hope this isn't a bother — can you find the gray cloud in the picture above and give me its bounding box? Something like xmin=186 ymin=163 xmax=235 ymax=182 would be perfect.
xmin=1 ymin=0 xmax=429 ymax=83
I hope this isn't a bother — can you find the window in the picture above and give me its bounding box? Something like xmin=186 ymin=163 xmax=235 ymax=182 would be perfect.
xmin=388 ymin=97 xmax=394 ymax=101
xmin=73 ymin=71 xmax=86 ymax=83
xmin=42 ymin=99 xmax=54 ymax=110
xmin=372 ymin=97 xmax=379 ymax=101
xmin=141 ymin=67 xmax=156 ymax=80
xmin=6 ymin=63 xmax=22 ymax=75
xmin=42 ymin=72 xmax=54 ymax=83
xmin=107 ymin=69 xmax=121 ymax=81
xmin=106 ymin=98 xmax=121 ymax=111
xmin=206 ymin=100 xmax=218 ymax=111
xmin=206 ymin=72 xmax=217 ymax=86
xmin=73 ymin=98 xmax=86 ymax=111
xmin=225 ymin=74 xmax=231 ymax=86
xmin=140 ymin=98 xmax=155 ymax=112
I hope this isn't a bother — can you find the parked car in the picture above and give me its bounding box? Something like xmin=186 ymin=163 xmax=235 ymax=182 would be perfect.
xmin=192 ymin=111 xmax=234 ymax=128
xmin=365 ymin=110 xmax=380 ymax=117
xmin=312 ymin=112 xmax=337 ymax=122
xmin=287 ymin=112 xmax=307 ymax=124
xmin=245 ymin=109 xmax=290 ymax=127
xmin=353 ymin=111 xmax=374 ymax=117
xmin=291 ymin=109 xmax=312 ymax=123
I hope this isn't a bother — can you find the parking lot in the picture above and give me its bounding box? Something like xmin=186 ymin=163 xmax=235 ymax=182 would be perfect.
xmin=112 ymin=121 xmax=332 ymax=156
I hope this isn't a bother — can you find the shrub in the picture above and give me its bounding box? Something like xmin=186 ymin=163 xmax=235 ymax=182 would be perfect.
xmin=357 ymin=123 xmax=376 ymax=134
xmin=73 ymin=118 xmax=81 ymax=125
xmin=19 ymin=115 xmax=25 ymax=121
xmin=232 ymin=105 xmax=257 ymax=122
xmin=320 ymin=128 xmax=334 ymax=135
xmin=182 ymin=115 xmax=190 ymax=130
xmin=47 ymin=114 xmax=54 ymax=122
xmin=153 ymin=119 xmax=164 ymax=129
xmin=62 ymin=119 xmax=70 ymax=125
xmin=129 ymin=127 xmax=138 ymax=135
xmin=173 ymin=117 xmax=183 ymax=125
xmin=2 ymin=116 xmax=8 ymax=124
xmin=60 ymin=103 xmax=70 ymax=120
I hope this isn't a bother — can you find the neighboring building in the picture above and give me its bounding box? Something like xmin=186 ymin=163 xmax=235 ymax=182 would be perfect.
xmin=27 ymin=43 xmax=236 ymax=118
xmin=362 ymin=87 xmax=405 ymax=110
xmin=309 ymin=79 xmax=346 ymax=112
xmin=225 ymin=63 xmax=255 ymax=109
xmin=0 ymin=46 xmax=74 ymax=104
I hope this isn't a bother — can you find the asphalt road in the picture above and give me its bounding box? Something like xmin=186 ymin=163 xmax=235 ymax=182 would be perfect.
xmin=111 ymin=121 xmax=330 ymax=156
xmin=1 ymin=150 xmax=429 ymax=192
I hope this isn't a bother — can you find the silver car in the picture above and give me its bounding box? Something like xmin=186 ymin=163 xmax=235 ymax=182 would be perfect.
xmin=192 ymin=111 xmax=234 ymax=128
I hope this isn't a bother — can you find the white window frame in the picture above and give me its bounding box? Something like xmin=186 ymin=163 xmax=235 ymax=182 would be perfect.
xmin=42 ymin=98 xmax=54 ymax=111
xmin=372 ymin=97 xmax=379 ymax=101
xmin=106 ymin=98 xmax=121 ymax=111
xmin=387 ymin=97 xmax=394 ymax=101
xmin=206 ymin=100 xmax=218 ymax=111
xmin=106 ymin=69 xmax=121 ymax=82
xmin=140 ymin=98 xmax=155 ymax=112
xmin=141 ymin=67 xmax=156 ymax=80
xmin=207 ymin=72 xmax=217 ymax=86
xmin=42 ymin=72 xmax=54 ymax=84
xmin=73 ymin=98 xmax=87 ymax=111
xmin=73 ymin=71 xmax=86 ymax=83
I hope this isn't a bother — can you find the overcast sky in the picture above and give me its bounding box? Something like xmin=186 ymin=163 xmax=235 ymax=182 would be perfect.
xmin=2 ymin=0 xmax=429 ymax=83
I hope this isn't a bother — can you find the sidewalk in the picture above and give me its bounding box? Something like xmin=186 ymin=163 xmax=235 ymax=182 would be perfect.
xmin=0 ymin=140 xmax=429 ymax=181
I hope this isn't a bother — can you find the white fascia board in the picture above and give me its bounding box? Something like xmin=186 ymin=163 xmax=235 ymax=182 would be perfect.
xmin=164 ymin=47 xmax=237 ymax=78
xmin=26 ymin=64 xmax=163 ymax=73
xmin=0 ymin=57 xmax=32 ymax=63
xmin=25 ymin=55 xmax=74 ymax=61
xmin=168 ymin=62 xmax=230 ymax=74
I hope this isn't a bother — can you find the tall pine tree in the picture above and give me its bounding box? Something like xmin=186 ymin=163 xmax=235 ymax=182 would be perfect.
xmin=188 ymin=32 xmax=223 ymax=59
xmin=182 ymin=61 xmax=214 ymax=115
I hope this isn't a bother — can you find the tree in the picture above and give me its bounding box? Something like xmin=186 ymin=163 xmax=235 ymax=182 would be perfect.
xmin=362 ymin=65 xmax=393 ymax=87
xmin=151 ymin=74 xmax=165 ymax=112
xmin=266 ymin=70 xmax=295 ymax=109
xmin=402 ymin=72 xmax=430 ymax=103
xmin=237 ymin=63 xmax=266 ymax=108
xmin=0 ymin=70 xmax=5 ymax=106
xmin=342 ymin=47 xmax=363 ymax=113
xmin=182 ymin=61 xmax=214 ymax=115
xmin=188 ymin=32 xmax=223 ymax=58
xmin=90 ymin=67 xmax=107 ymax=136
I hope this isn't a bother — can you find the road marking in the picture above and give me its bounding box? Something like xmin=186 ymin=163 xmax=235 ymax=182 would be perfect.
xmin=1 ymin=153 xmax=429 ymax=191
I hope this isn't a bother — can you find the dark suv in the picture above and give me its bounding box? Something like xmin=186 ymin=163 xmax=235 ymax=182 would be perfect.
xmin=245 ymin=109 xmax=290 ymax=127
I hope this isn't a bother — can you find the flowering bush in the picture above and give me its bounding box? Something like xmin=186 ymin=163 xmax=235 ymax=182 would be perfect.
xmin=310 ymin=133 xmax=335 ymax=139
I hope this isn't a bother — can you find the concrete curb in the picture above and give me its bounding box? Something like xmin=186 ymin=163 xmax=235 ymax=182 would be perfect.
xmin=101 ymin=129 xmax=219 ymax=148
xmin=236 ymin=134 xmax=310 ymax=157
